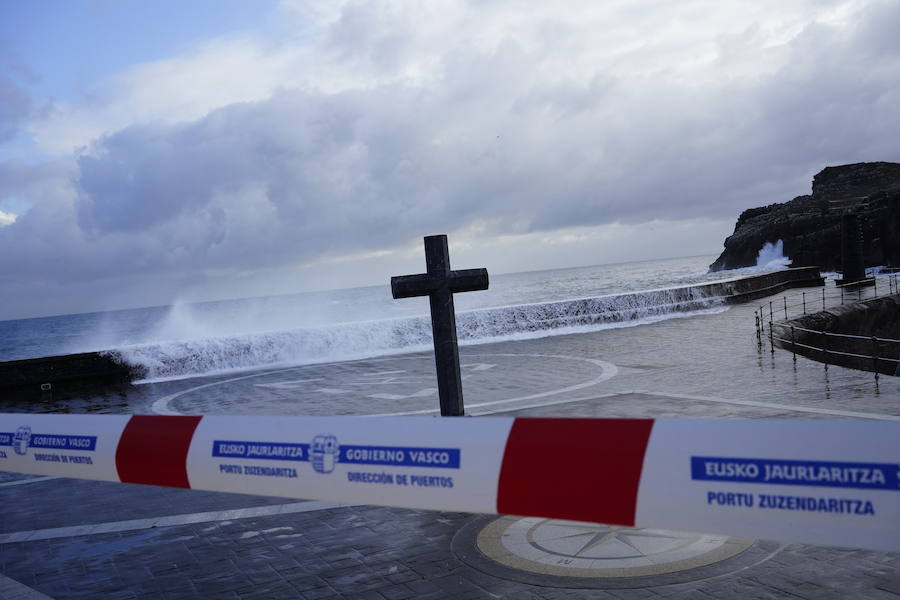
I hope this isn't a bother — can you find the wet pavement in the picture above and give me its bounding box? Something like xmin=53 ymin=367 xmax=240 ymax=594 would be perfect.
xmin=1 ymin=285 xmax=899 ymax=599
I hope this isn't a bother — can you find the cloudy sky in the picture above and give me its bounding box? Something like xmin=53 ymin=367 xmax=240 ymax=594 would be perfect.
xmin=1 ymin=0 xmax=899 ymax=320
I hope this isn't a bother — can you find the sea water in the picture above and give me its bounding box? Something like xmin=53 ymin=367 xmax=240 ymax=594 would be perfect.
xmin=0 ymin=254 xmax=786 ymax=381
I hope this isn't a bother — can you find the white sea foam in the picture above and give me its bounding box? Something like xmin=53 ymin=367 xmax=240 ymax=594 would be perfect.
xmin=713 ymin=240 xmax=793 ymax=278
xmin=116 ymin=286 xmax=728 ymax=382
xmin=756 ymin=240 xmax=792 ymax=269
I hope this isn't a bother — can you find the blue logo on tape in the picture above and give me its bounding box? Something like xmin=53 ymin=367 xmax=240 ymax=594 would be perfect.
xmin=13 ymin=427 xmax=31 ymax=456
xmin=0 ymin=427 xmax=96 ymax=456
xmin=312 ymin=434 xmax=340 ymax=474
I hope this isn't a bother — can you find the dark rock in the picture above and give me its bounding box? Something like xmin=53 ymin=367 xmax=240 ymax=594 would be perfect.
xmin=840 ymin=213 xmax=866 ymax=283
xmin=709 ymin=162 xmax=900 ymax=272
xmin=812 ymin=162 xmax=900 ymax=200
xmin=883 ymin=195 xmax=900 ymax=266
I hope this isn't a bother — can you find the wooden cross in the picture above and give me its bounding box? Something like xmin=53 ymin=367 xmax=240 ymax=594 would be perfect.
xmin=391 ymin=235 xmax=489 ymax=416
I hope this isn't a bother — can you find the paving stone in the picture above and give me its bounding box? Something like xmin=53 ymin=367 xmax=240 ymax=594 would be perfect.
xmin=609 ymin=589 xmax=662 ymax=599
xmin=233 ymin=581 xmax=300 ymax=599
xmin=875 ymin=578 xmax=900 ymax=596
xmin=653 ymin=590 xmax=715 ymax=600
xmin=384 ymin=569 xmax=420 ymax=585
xmin=346 ymin=591 xmax=384 ymax=600
xmin=377 ymin=583 xmax=417 ymax=600
xmin=299 ymin=586 xmax=341 ymax=600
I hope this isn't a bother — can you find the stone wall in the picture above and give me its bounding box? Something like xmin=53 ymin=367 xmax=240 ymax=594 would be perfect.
xmin=0 ymin=351 xmax=140 ymax=396
xmin=773 ymin=295 xmax=900 ymax=376
xmin=710 ymin=266 xmax=824 ymax=303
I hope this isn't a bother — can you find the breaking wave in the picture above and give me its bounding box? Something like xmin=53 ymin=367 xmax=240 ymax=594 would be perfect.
xmin=756 ymin=239 xmax=793 ymax=270
xmin=113 ymin=286 xmax=726 ymax=382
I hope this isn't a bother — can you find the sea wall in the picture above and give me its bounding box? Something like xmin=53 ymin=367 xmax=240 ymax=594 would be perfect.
xmin=0 ymin=352 xmax=139 ymax=395
xmin=702 ymin=266 xmax=823 ymax=303
xmin=0 ymin=267 xmax=825 ymax=395
xmin=774 ymin=294 xmax=900 ymax=375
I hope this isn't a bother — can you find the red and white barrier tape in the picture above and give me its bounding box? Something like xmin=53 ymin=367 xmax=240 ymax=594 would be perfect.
xmin=1 ymin=414 xmax=898 ymax=551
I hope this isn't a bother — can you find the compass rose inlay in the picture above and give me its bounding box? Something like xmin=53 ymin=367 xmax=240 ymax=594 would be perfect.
xmin=530 ymin=522 xmax=700 ymax=560
xmin=477 ymin=517 xmax=754 ymax=578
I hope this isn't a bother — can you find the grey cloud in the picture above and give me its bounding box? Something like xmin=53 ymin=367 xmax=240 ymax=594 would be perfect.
xmin=64 ymin=5 xmax=900 ymax=270
xmin=0 ymin=74 xmax=32 ymax=142
xmin=0 ymin=42 xmax=36 ymax=142
xmin=326 ymin=1 xmax=411 ymax=72
xmin=4 ymin=1 xmax=900 ymax=318
xmin=76 ymin=88 xmax=492 ymax=266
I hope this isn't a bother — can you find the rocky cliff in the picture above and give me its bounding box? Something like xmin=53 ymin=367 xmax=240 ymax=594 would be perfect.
xmin=709 ymin=162 xmax=900 ymax=272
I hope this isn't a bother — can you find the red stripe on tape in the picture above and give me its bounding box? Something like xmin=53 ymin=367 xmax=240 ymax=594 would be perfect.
xmin=496 ymin=418 xmax=654 ymax=526
xmin=115 ymin=415 xmax=202 ymax=488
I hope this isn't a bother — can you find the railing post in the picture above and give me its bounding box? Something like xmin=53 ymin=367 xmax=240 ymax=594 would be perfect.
xmin=791 ymin=326 xmax=797 ymax=363
xmin=802 ymin=292 xmax=806 ymax=314
xmin=755 ymin=312 xmax=762 ymax=349
xmin=872 ymin=336 xmax=879 ymax=383
xmin=822 ymin=287 xmax=826 ymax=310
xmin=822 ymin=331 xmax=829 ymax=371
xmin=783 ymin=296 xmax=788 ymax=319
xmin=874 ymin=277 xmax=877 ymax=298
xmin=769 ymin=321 xmax=775 ymax=355
xmin=841 ymin=287 xmax=844 ymax=304
xmin=769 ymin=301 xmax=773 ymax=323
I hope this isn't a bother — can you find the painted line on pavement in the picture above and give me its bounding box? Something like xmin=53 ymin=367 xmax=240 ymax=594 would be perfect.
xmin=471 ymin=389 xmax=900 ymax=420
xmin=149 ymin=352 xmax=900 ymax=421
xmin=0 ymin=477 xmax=58 ymax=488
xmin=470 ymin=392 xmax=625 ymax=416
xmin=150 ymin=365 xmax=307 ymax=415
xmin=0 ymin=500 xmax=352 ymax=545
xmin=373 ymin=354 xmax=618 ymax=416
xmin=150 ymin=353 xmax=618 ymax=417
xmin=150 ymin=355 xmax=437 ymax=415
xmin=633 ymin=390 xmax=900 ymax=421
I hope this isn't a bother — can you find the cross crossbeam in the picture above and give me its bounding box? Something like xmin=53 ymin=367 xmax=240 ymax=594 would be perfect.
xmin=391 ymin=235 xmax=489 ymax=416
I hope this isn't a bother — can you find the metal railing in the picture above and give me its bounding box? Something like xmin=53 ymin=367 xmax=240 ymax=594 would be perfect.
xmin=772 ymin=325 xmax=900 ymax=381
xmin=753 ymin=272 xmax=900 ymax=380
xmin=754 ymin=272 xmax=899 ymax=325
